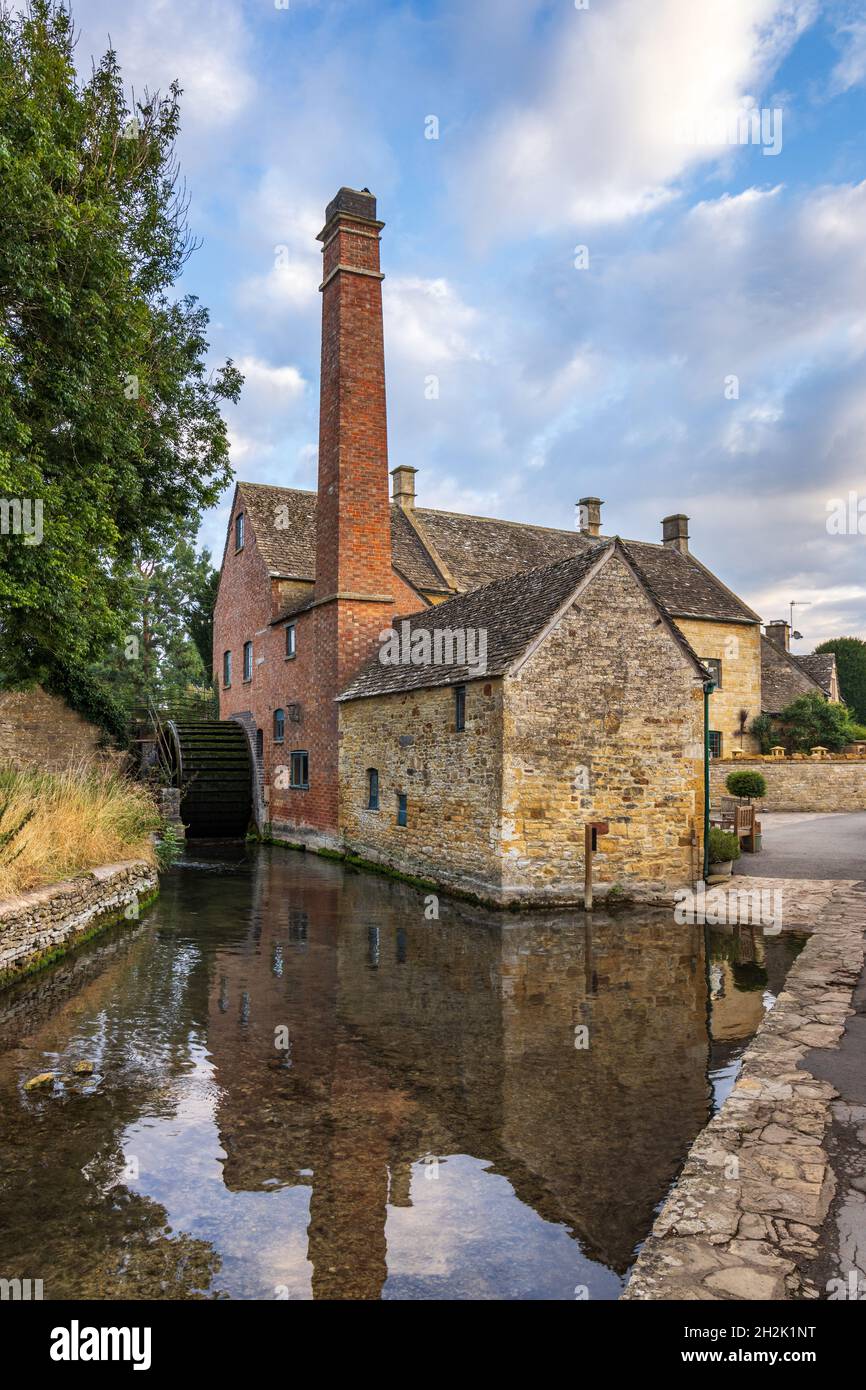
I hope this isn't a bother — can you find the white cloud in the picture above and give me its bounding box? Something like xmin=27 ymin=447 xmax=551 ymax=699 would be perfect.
xmin=71 ymin=0 xmax=254 ymax=138
xmin=234 ymin=357 xmax=306 ymax=404
xmin=830 ymin=19 xmax=866 ymax=93
xmin=455 ymin=0 xmax=817 ymax=238
xmin=385 ymin=277 xmax=484 ymax=366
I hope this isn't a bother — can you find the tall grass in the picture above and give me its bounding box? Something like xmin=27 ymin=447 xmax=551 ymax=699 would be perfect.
xmin=0 ymin=761 xmax=160 ymax=900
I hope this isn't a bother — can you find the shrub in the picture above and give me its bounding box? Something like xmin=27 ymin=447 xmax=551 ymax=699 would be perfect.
xmin=725 ymin=770 xmax=767 ymax=800
xmin=708 ymin=827 xmax=741 ymax=864
xmin=0 ymin=762 xmax=159 ymax=899
xmin=777 ymin=691 xmax=857 ymax=752
xmin=749 ymin=713 xmax=775 ymax=755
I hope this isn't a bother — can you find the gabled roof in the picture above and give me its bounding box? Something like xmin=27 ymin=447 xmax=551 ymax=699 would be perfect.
xmin=337 ymin=540 xmax=708 ymax=702
xmin=760 ymin=637 xmax=826 ymax=715
xmin=793 ymin=652 xmax=837 ymax=698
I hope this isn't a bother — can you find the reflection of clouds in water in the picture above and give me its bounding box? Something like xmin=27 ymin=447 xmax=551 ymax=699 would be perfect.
xmin=120 ymin=1044 xmax=313 ymax=1300
xmin=383 ymin=1154 xmax=621 ymax=1301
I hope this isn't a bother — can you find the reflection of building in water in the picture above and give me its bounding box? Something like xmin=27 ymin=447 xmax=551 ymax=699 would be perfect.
xmin=707 ymin=926 xmax=768 ymax=1043
xmin=206 ymin=851 xmax=717 ymax=1297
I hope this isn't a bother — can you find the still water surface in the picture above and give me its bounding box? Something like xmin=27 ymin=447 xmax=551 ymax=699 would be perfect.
xmin=0 ymin=846 xmax=804 ymax=1300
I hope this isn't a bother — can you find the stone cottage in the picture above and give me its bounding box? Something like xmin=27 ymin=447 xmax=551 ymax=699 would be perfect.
xmin=337 ymin=540 xmax=708 ymax=903
xmin=213 ymin=185 xmax=779 ymax=900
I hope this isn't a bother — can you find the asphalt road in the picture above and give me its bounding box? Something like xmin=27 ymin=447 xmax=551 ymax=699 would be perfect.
xmin=734 ymin=811 xmax=866 ymax=881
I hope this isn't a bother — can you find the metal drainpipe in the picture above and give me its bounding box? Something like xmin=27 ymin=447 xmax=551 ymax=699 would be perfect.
xmin=703 ymin=679 xmax=716 ymax=881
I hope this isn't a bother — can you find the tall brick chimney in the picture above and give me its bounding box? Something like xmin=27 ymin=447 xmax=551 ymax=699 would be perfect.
xmin=314 ymin=187 xmax=393 ymax=601
xmin=662 ymin=513 xmax=690 ymax=554
xmin=306 ymin=188 xmax=396 ymax=839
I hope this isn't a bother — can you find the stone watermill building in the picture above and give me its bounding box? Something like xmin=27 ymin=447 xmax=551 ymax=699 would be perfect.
xmin=213 ymin=187 xmax=778 ymax=905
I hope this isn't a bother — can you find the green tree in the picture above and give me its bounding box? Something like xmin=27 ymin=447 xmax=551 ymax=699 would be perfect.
xmin=0 ymin=1 xmax=241 ymax=690
xmin=89 ymin=527 xmax=217 ymax=717
xmin=777 ymin=691 xmax=857 ymax=752
xmin=187 ymin=555 xmax=220 ymax=676
xmin=815 ymin=637 xmax=866 ymax=723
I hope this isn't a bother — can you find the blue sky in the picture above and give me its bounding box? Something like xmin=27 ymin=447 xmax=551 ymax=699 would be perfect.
xmin=68 ymin=0 xmax=866 ymax=649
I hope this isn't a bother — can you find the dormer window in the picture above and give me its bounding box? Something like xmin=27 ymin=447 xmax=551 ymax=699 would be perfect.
xmin=235 ymin=512 xmax=245 ymax=551
xmin=285 ymin=623 xmax=296 ymax=659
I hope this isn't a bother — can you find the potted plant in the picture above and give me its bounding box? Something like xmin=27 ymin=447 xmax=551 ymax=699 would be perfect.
xmin=707 ymin=827 xmax=740 ymax=883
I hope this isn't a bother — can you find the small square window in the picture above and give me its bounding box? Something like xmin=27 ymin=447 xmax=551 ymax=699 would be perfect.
xmin=285 ymin=623 xmax=296 ymax=659
xmin=396 ymin=792 xmax=408 ymax=827
xmin=235 ymin=512 xmax=245 ymax=551
xmin=290 ymin=750 xmax=309 ymax=789
xmin=243 ymin=641 xmax=253 ymax=682
xmin=454 ymin=684 xmax=466 ymax=732
xmin=223 ymin=650 xmax=232 ymax=687
xmin=367 ymin=768 xmax=379 ymax=810
xmin=703 ymin=658 xmax=722 ymax=690
xmin=709 ymin=731 xmax=722 ymax=758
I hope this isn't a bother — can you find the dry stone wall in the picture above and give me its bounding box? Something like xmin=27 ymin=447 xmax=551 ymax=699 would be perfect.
xmin=0 ymin=861 xmax=157 ymax=987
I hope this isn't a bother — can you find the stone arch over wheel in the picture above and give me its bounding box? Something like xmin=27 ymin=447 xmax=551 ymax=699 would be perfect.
xmin=158 ymin=721 xmax=253 ymax=837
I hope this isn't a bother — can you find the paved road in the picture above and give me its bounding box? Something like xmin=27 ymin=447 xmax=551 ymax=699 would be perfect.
xmin=734 ymin=811 xmax=866 ymax=881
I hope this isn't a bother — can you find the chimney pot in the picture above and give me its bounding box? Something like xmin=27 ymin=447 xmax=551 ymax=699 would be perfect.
xmin=765 ymin=621 xmax=791 ymax=652
xmin=662 ymin=513 xmax=690 ymax=554
xmin=577 ymin=496 xmax=604 ymax=538
xmin=390 ymin=466 xmax=417 ymax=511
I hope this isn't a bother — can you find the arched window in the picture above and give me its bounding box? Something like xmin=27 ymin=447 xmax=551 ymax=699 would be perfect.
xmin=274 ymin=708 xmax=285 ymax=743
xmin=222 ymin=650 xmax=232 ymax=687
xmin=366 ymin=768 xmax=379 ymax=810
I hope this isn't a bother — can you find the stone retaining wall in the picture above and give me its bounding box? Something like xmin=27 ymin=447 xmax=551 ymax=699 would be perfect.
xmin=0 ymin=686 xmax=121 ymax=772
xmin=711 ymin=758 xmax=866 ymax=812
xmin=623 ymin=878 xmax=866 ymax=1300
xmin=0 ymin=861 xmax=158 ymax=988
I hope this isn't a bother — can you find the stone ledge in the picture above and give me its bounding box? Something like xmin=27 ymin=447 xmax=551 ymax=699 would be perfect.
xmin=622 ymin=880 xmax=866 ymax=1300
xmin=0 ymin=860 xmax=158 ymax=988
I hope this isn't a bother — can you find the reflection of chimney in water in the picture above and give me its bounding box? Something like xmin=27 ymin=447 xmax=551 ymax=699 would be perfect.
xmin=388 ymin=1159 xmax=413 ymax=1208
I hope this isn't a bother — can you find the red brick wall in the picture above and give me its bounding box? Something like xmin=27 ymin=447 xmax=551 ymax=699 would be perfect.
xmin=214 ymin=510 xmax=422 ymax=844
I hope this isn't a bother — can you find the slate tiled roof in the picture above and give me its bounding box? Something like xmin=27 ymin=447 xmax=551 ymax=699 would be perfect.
xmin=236 ymin=482 xmax=760 ymax=624
xmin=761 ymin=638 xmax=825 ymax=715
xmin=337 ymin=541 xmax=708 ymax=702
xmin=415 ymin=508 xmax=760 ymax=623
xmin=238 ymin=482 xmax=450 ymax=594
xmin=793 ymin=652 xmax=837 ymax=697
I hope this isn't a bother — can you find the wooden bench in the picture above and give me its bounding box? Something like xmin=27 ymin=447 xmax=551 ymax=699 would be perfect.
xmin=710 ymin=798 xmax=760 ymax=852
